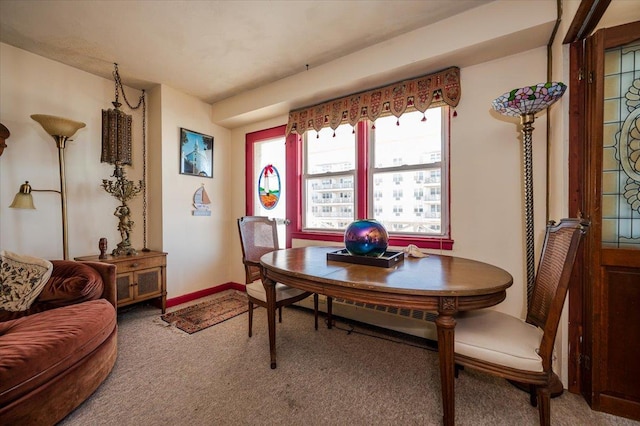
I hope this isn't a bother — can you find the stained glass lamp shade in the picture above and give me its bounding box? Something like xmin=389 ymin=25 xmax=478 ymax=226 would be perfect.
xmin=491 ymin=82 xmax=567 ymax=117
xmin=491 ymin=81 xmax=567 ymax=308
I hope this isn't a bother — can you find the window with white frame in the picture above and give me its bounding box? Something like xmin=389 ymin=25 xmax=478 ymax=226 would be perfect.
xmin=302 ymin=108 xmax=448 ymax=242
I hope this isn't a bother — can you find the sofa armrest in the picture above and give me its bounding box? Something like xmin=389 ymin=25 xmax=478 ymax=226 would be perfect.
xmin=77 ymin=261 xmax=117 ymax=310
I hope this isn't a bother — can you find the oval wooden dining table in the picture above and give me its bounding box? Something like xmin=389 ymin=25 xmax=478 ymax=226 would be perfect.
xmin=260 ymin=246 xmax=513 ymax=426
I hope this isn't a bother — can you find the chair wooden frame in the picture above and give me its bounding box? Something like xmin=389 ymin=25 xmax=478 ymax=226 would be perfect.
xmin=454 ymin=218 xmax=589 ymax=426
xmin=237 ymin=216 xmax=318 ymax=337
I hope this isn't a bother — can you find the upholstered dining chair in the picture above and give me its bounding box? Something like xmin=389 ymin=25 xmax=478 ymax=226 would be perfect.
xmin=453 ymin=218 xmax=589 ymax=426
xmin=237 ymin=216 xmax=319 ymax=337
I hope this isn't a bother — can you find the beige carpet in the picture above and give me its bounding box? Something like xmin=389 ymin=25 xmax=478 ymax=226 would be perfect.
xmin=59 ymin=297 xmax=639 ymax=426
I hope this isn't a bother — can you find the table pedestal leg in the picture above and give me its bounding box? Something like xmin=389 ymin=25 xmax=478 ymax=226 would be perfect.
xmin=436 ymin=311 xmax=456 ymax=426
xmin=263 ymin=277 xmax=277 ymax=369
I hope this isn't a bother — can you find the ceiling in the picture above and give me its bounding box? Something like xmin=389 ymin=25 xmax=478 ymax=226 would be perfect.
xmin=0 ymin=0 xmax=494 ymax=105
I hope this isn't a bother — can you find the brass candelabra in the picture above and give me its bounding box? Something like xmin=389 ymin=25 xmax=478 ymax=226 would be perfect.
xmin=101 ymin=164 xmax=143 ymax=256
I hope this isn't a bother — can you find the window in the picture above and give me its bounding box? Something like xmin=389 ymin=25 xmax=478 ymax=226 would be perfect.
xmin=299 ymin=108 xmax=450 ymax=249
xmin=303 ymin=128 xmax=355 ymax=229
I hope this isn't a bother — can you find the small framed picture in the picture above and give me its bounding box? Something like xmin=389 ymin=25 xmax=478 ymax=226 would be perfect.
xmin=180 ymin=128 xmax=214 ymax=178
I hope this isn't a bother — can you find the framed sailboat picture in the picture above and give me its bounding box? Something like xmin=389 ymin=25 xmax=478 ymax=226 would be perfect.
xmin=180 ymin=128 xmax=214 ymax=178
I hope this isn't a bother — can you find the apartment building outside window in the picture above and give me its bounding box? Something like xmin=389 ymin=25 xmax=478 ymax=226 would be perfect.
xmin=301 ymin=108 xmax=449 ymax=246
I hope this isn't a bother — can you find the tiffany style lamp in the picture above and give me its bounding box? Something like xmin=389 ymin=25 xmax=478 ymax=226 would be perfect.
xmin=491 ymin=82 xmax=567 ymax=306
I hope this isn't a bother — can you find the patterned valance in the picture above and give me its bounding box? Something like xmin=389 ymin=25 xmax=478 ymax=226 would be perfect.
xmin=286 ymin=66 xmax=461 ymax=136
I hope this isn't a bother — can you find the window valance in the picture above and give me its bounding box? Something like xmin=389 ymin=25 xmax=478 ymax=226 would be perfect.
xmin=286 ymin=66 xmax=460 ymax=136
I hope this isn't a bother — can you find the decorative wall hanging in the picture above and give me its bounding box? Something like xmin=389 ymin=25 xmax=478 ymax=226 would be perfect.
xmin=258 ymin=164 xmax=280 ymax=210
xmin=491 ymin=81 xmax=567 ymax=306
xmin=192 ymin=184 xmax=212 ymax=216
xmin=286 ymin=66 xmax=460 ymax=136
xmin=180 ymin=128 xmax=214 ymax=178
xmin=101 ymin=63 xmax=146 ymax=256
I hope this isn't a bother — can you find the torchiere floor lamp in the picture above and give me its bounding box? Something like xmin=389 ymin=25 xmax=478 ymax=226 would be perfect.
xmin=491 ymin=82 xmax=566 ymax=397
xmin=10 ymin=114 xmax=86 ymax=260
xmin=491 ymin=82 xmax=567 ymax=306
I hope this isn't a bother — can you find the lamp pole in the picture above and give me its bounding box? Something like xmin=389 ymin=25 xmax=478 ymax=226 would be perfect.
xmin=30 ymin=114 xmax=85 ymax=260
xmin=520 ymin=113 xmax=536 ymax=306
xmin=54 ymin=134 xmax=70 ymax=260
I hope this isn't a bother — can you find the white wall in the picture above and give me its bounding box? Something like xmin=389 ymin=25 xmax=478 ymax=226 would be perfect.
xmin=0 ymin=43 xmax=144 ymax=259
xmin=0 ymin=44 xmax=235 ymax=302
xmin=156 ymin=84 xmax=232 ymax=298
xmin=449 ymin=47 xmax=549 ymax=318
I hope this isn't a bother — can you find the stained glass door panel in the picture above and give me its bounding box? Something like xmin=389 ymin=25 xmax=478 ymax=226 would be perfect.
xmin=601 ymin=40 xmax=640 ymax=249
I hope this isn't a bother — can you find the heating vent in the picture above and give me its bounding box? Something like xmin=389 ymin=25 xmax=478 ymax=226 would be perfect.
xmin=296 ymin=295 xmax=438 ymax=340
xmin=333 ymin=298 xmax=437 ymax=323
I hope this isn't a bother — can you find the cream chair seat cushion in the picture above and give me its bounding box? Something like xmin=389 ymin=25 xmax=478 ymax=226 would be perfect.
xmin=246 ymin=280 xmax=307 ymax=303
xmin=455 ymin=310 xmax=544 ymax=372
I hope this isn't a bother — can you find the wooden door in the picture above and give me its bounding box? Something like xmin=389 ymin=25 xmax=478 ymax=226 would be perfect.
xmin=580 ymin=22 xmax=640 ymax=420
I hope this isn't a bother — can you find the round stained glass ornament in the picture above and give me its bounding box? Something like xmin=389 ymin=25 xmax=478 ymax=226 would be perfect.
xmin=344 ymin=219 xmax=389 ymax=257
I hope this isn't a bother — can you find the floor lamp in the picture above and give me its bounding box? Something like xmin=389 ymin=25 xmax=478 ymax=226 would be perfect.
xmin=492 ymin=83 xmax=566 ymax=397
xmin=9 ymin=114 xmax=86 ymax=260
xmin=491 ymin=82 xmax=566 ymax=307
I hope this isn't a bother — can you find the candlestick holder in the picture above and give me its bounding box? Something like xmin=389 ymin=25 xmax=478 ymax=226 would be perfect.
xmin=101 ymin=164 xmax=143 ymax=256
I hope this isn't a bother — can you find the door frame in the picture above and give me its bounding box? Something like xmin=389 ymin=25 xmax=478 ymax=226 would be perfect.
xmin=565 ymin=0 xmax=612 ymax=396
xmin=245 ymin=125 xmax=295 ymax=248
xmin=567 ymin=13 xmax=640 ymax=418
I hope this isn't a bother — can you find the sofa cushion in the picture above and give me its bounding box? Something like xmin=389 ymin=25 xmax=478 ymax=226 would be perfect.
xmin=0 ymin=299 xmax=117 ymax=406
xmin=37 ymin=260 xmax=104 ymax=306
xmin=0 ymin=250 xmax=53 ymax=312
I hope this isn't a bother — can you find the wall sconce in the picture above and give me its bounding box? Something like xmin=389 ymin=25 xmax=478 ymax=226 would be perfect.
xmin=9 ymin=114 xmax=86 ymax=260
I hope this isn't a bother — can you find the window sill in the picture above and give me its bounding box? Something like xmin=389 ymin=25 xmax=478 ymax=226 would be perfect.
xmin=291 ymin=231 xmax=453 ymax=250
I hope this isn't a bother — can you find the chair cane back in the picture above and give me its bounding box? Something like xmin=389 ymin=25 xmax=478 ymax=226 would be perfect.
xmin=237 ymin=216 xmax=318 ymax=337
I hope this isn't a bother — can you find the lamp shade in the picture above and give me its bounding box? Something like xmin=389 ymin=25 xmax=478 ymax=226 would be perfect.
xmin=101 ymin=108 xmax=132 ymax=165
xmin=491 ymin=82 xmax=567 ymax=117
xmin=31 ymin=114 xmax=86 ymax=137
xmin=9 ymin=182 xmax=35 ymax=209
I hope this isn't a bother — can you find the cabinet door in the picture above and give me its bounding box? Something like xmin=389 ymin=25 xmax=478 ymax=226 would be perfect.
xmin=116 ymin=272 xmax=135 ymax=305
xmin=134 ymin=267 xmax=162 ymax=299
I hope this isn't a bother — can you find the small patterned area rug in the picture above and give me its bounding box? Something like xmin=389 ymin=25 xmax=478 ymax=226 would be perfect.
xmin=161 ymin=290 xmax=248 ymax=334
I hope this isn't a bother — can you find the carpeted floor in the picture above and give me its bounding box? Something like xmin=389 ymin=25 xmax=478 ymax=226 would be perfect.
xmin=59 ymin=298 xmax=640 ymax=426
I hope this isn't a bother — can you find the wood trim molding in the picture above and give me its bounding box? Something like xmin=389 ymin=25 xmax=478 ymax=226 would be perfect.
xmin=563 ymin=0 xmax=612 ymax=44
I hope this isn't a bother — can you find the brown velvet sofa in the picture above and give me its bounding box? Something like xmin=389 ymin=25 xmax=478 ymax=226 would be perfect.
xmin=0 ymin=260 xmax=118 ymax=425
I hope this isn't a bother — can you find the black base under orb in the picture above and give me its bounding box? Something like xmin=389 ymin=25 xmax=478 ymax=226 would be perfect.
xmin=327 ymin=249 xmax=404 ymax=268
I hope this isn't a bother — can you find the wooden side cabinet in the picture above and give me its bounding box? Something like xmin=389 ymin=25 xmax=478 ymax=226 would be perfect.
xmin=75 ymin=250 xmax=167 ymax=313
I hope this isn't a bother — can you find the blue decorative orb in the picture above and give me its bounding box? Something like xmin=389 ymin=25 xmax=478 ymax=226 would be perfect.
xmin=344 ymin=219 xmax=389 ymax=257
